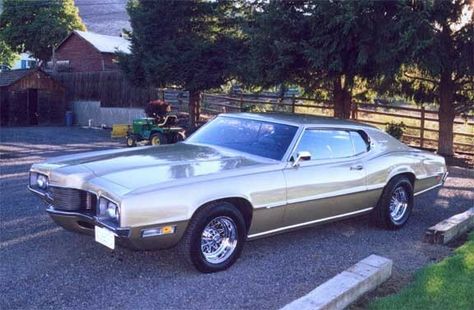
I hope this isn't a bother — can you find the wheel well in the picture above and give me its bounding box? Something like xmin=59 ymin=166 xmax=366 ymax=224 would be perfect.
xmin=197 ymin=198 xmax=253 ymax=232
xmin=392 ymin=172 xmax=415 ymax=187
xmin=150 ymin=129 xmax=163 ymax=135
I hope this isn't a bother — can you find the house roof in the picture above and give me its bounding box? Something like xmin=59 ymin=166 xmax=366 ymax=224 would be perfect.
xmin=0 ymin=69 xmax=36 ymax=87
xmin=72 ymin=30 xmax=130 ymax=54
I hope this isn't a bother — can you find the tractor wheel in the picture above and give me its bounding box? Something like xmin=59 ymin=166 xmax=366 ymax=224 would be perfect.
xmin=126 ymin=135 xmax=137 ymax=147
xmin=150 ymin=132 xmax=167 ymax=145
xmin=175 ymin=131 xmax=186 ymax=142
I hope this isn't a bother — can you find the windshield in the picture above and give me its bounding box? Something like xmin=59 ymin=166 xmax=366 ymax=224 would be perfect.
xmin=186 ymin=116 xmax=298 ymax=160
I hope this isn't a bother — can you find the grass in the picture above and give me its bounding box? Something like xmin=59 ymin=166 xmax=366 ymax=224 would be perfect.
xmin=369 ymin=231 xmax=474 ymax=310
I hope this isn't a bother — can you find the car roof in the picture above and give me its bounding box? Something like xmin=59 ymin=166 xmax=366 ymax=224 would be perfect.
xmin=222 ymin=112 xmax=377 ymax=129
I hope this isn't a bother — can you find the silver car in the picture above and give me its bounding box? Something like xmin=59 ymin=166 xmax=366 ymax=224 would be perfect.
xmin=29 ymin=113 xmax=447 ymax=272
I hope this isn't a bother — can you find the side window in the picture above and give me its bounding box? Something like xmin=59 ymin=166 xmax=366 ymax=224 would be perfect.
xmin=295 ymin=130 xmax=354 ymax=160
xmin=350 ymin=131 xmax=370 ymax=155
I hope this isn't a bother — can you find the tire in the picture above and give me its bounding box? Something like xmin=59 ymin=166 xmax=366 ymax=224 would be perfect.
xmin=179 ymin=201 xmax=247 ymax=273
xmin=126 ymin=135 xmax=136 ymax=147
xmin=149 ymin=132 xmax=167 ymax=145
xmin=175 ymin=131 xmax=186 ymax=142
xmin=373 ymin=176 xmax=414 ymax=230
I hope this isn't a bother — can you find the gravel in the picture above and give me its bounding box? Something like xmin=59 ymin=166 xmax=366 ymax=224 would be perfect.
xmin=1 ymin=127 xmax=473 ymax=310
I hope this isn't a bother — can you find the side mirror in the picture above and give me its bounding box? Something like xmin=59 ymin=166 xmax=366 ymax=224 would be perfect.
xmin=292 ymin=151 xmax=312 ymax=167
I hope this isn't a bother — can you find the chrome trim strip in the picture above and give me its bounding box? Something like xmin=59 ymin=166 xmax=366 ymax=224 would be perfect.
xmin=414 ymin=183 xmax=443 ymax=196
xmin=27 ymin=185 xmax=47 ymax=197
xmin=366 ymin=183 xmax=386 ymax=191
xmin=264 ymin=201 xmax=287 ymax=209
xmin=442 ymin=172 xmax=449 ymax=183
xmin=286 ymin=186 xmax=377 ymax=205
xmin=46 ymin=206 xmax=129 ymax=237
xmin=247 ymin=207 xmax=374 ymax=239
xmin=284 ymin=125 xmax=306 ymax=163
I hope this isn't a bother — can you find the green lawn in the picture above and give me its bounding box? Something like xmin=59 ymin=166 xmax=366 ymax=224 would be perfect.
xmin=370 ymin=232 xmax=474 ymax=310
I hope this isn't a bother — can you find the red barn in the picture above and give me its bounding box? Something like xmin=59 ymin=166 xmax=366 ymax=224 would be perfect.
xmin=52 ymin=30 xmax=130 ymax=72
xmin=0 ymin=69 xmax=66 ymax=126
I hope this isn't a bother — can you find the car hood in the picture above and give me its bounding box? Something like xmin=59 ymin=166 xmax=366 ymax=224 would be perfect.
xmin=40 ymin=143 xmax=274 ymax=192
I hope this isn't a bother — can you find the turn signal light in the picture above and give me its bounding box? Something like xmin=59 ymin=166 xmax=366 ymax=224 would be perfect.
xmin=142 ymin=225 xmax=176 ymax=238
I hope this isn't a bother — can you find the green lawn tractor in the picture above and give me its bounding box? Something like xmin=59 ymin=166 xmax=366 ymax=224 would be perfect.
xmin=126 ymin=115 xmax=185 ymax=147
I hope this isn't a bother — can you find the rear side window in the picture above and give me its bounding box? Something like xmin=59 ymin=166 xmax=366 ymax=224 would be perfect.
xmin=295 ymin=130 xmax=354 ymax=160
xmin=350 ymin=131 xmax=370 ymax=155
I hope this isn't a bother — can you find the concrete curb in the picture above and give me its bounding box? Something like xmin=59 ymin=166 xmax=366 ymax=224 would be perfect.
xmin=425 ymin=207 xmax=474 ymax=244
xmin=281 ymin=255 xmax=392 ymax=310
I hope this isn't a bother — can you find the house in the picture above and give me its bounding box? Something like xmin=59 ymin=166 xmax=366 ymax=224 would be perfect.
xmin=52 ymin=30 xmax=130 ymax=72
xmin=0 ymin=69 xmax=66 ymax=126
xmin=11 ymin=53 xmax=38 ymax=70
xmin=0 ymin=53 xmax=37 ymax=72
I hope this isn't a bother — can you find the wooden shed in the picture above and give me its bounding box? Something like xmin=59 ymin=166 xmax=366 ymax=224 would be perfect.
xmin=0 ymin=69 xmax=66 ymax=126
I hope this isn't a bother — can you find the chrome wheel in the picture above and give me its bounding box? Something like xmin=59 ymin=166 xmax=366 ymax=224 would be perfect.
xmin=389 ymin=186 xmax=408 ymax=222
xmin=201 ymin=216 xmax=238 ymax=264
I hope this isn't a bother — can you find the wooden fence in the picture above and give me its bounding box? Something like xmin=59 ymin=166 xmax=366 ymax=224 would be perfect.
xmin=201 ymin=93 xmax=474 ymax=155
xmin=52 ymin=71 xmax=189 ymax=110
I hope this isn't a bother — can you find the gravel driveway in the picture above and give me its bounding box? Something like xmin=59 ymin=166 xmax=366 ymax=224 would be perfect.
xmin=1 ymin=127 xmax=473 ymax=310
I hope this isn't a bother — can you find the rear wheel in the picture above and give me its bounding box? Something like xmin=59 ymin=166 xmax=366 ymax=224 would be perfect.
xmin=150 ymin=132 xmax=167 ymax=145
xmin=373 ymin=176 xmax=413 ymax=229
xmin=175 ymin=131 xmax=186 ymax=142
xmin=179 ymin=202 xmax=246 ymax=273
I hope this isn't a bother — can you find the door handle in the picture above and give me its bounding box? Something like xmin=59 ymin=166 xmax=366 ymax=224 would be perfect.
xmin=350 ymin=165 xmax=363 ymax=171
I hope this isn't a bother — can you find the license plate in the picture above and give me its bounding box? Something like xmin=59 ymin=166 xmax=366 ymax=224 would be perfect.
xmin=95 ymin=226 xmax=115 ymax=250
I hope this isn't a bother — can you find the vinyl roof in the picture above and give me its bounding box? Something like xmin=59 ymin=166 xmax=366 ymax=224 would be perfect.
xmin=223 ymin=112 xmax=377 ymax=129
xmin=71 ymin=30 xmax=130 ymax=54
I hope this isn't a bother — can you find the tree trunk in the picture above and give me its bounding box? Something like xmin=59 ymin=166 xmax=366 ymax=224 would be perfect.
xmin=437 ymin=73 xmax=455 ymax=156
xmin=188 ymin=90 xmax=201 ymax=129
xmin=332 ymin=76 xmax=352 ymax=119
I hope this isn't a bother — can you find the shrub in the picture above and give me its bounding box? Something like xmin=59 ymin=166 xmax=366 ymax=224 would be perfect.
xmin=385 ymin=121 xmax=406 ymax=140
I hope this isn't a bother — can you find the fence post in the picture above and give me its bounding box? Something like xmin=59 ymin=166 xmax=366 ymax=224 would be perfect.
xmin=351 ymin=103 xmax=358 ymax=120
xmin=420 ymin=106 xmax=425 ymax=148
xmin=240 ymin=94 xmax=244 ymax=112
xmin=291 ymin=94 xmax=296 ymax=114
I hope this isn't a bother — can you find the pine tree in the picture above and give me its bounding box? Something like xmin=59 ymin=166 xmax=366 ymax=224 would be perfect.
xmin=121 ymin=0 xmax=243 ymax=127
xmin=400 ymin=0 xmax=473 ymax=156
xmin=242 ymin=0 xmax=414 ymax=119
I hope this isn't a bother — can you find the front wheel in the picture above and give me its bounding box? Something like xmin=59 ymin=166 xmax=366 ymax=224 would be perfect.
xmin=373 ymin=176 xmax=414 ymax=230
xmin=179 ymin=202 xmax=246 ymax=273
xmin=126 ymin=135 xmax=136 ymax=147
xmin=149 ymin=132 xmax=167 ymax=145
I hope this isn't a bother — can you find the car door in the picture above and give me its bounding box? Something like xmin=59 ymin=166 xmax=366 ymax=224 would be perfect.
xmin=283 ymin=128 xmax=371 ymax=227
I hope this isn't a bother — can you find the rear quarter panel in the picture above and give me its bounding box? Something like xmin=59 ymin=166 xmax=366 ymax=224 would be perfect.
xmin=365 ymin=128 xmax=446 ymax=194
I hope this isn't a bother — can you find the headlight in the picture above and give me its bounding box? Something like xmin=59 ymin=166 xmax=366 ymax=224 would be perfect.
xmin=37 ymin=174 xmax=48 ymax=189
xmin=98 ymin=197 xmax=120 ymax=222
xmin=30 ymin=172 xmax=48 ymax=190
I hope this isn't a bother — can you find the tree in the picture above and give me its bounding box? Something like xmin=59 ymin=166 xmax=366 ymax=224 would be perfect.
xmin=242 ymin=0 xmax=411 ymax=119
xmin=400 ymin=0 xmax=473 ymax=156
xmin=0 ymin=0 xmax=85 ymax=63
xmin=0 ymin=39 xmax=18 ymax=69
xmin=120 ymin=0 xmax=244 ymax=128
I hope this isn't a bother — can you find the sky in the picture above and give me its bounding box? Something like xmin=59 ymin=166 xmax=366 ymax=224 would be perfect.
xmin=75 ymin=0 xmax=130 ymax=36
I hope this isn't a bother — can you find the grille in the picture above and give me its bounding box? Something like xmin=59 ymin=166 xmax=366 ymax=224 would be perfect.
xmin=48 ymin=187 xmax=96 ymax=212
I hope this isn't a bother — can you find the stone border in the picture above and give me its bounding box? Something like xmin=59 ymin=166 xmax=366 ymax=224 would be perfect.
xmin=281 ymin=255 xmax=392 ymax=310
xmin=425 ymin=207 xmax=474 ymax=244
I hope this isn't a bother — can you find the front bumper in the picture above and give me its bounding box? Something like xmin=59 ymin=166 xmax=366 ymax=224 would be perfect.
xmin=46 ymin=207 xmax=187 ymax=250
